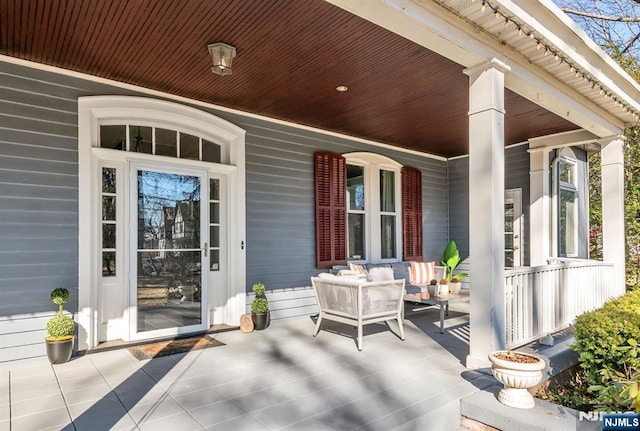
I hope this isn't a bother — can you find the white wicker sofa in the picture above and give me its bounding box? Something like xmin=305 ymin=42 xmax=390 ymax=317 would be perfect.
xmin=310 ymin=275 xmax=405 ymax=350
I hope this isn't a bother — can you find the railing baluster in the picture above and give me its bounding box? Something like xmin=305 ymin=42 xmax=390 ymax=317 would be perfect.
xmin=502 ymin=260 xmax=615 ymax=349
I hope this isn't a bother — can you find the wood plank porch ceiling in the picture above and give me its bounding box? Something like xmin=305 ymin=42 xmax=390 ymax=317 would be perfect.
xmin=0 ymin=0 xmax=579 ymax=157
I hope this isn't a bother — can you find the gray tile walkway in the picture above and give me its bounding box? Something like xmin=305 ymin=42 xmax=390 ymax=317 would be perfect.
xmin=2 ymin=303 xmax=496 ymax=430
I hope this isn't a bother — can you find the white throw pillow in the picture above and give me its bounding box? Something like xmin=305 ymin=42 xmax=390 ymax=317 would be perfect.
xmin=366 ymin=267 xmax=394 ymax=282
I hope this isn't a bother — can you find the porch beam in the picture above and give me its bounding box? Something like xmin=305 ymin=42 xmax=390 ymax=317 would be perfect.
xmin=465 ymin=59 xmax=508 ymax=369
xmin=600 ymin=136 xmax=626 ymax=296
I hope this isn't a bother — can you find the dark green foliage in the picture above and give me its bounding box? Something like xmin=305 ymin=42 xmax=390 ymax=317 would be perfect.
xmin=47 ymin=287 xmax=74 ymax=340
xmin=440 ymin=241 xmax=468 ymax=282
xmin=51 ymin=287 xmax=70 ymax=307
xmin=571 ymin=290 xmax=640 ymax=411
xmin=251 ymin=282 xmax=269 ymax=313
xmin=574 ymin=308 xmax=640 ymax=384
xmin=251 ymin=297 xmax=269 ymax=314
xmin=252 ymin=282 xmax=266 ymax=296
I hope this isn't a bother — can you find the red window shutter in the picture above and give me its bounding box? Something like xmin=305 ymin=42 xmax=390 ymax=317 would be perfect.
xmin=402 ymin=166 xmax=423 ymax=261
xmin=315 ymin=152 xmax=347 ymax=269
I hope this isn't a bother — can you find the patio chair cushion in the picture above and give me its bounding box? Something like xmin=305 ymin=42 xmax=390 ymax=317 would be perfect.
xmin=410 ymin=261 xmax=436 ymax=284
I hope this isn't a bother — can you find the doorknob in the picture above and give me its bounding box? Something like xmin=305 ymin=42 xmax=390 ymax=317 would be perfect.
xmin=513 ymin=245 xmax=519 ymax=250
xmin=514 ymin=234 xmax=519 ymax=239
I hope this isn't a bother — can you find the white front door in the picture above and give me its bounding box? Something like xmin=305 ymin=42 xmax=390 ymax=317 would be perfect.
xmin=505 ymin=189 xmax=523 ymax=268
xmin=129 ymin=163 xmax=209 ymax=340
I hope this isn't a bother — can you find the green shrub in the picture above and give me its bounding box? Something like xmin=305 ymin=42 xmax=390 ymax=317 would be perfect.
xmin=603 ymin=289 xmax=640 ymax=314
xmin=250 ymin=282 xmax=269 ymax=313
xmin=588 ymin=339 xmax=640 ymax=413
xmin=46 ymin=314 xmax=75 ymax=340
xmin=252 ymin=282 xmax=265 ymax=296
xmin=574 ymin=308 xmax=640 ymax=385
xmin=251 ymin=297 xmax=269 ymax=314
xmin=46 ymin=287 xmax=74 ymax=340
xmin=50 ymin=287 xmax=70 ymax=306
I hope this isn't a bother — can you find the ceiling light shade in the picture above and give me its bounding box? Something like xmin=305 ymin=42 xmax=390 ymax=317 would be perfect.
xmin=207 ymin=42 xmax=236 ymax=76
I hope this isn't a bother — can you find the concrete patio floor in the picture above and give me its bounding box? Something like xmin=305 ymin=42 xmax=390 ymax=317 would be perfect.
xmin=1 ymin=303 xmax=497 ymax=431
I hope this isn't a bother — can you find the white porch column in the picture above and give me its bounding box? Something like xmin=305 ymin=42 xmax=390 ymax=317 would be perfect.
xmin=600 ymin=136 xmax=626 ymax=296
xmin=465 ymin=59 xmax=510 ymax=369
xmin=529 ymin=149 xmax=552 ymax=266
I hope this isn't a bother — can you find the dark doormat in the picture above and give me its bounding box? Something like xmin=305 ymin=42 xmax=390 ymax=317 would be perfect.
xmin=128 ymin=335 xmax=225 ymax=360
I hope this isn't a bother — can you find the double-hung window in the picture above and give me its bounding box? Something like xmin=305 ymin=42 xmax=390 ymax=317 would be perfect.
xmin=557 ymin=158 xmax=578 ymax=257
xmin=314 ymin=151 xmax=423 ymax=268
xmin=345 ymin=155 xmax=401 ymax=262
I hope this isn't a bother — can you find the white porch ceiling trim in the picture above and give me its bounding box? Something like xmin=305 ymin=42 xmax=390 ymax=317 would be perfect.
xmin=326 ymin=0 xmax=634 ymax=137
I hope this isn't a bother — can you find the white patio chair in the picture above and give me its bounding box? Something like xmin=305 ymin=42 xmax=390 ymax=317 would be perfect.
xmin=310 ymin=276 xmax=405 ymax=350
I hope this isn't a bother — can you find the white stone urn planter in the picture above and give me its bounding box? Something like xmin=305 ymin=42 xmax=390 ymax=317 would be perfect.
xmin=488 ymin=351 xmax=546 ymax=409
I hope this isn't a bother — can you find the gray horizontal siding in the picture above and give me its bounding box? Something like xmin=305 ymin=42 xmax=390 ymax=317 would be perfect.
xmin=447 ymin=144 xmax=532 ymax=264
xmin=226 ymin=116 xmax=448 ymax=297
xmin=0 ymin=60 xmax=449 ymax=360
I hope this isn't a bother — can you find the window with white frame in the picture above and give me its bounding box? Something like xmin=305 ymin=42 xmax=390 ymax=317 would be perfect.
xmin=345 ymin=153 xmax=401 ymax=262
xmin=557 ymin=158 xmax=578 ymax=257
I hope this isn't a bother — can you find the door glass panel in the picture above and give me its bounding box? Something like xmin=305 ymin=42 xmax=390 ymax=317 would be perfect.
xmin=102 ymin=224 xmax=116 ymax=248
xmin=505 ymin=251 xmax=514 ymax=268
xmin=102 ymin=252 xmax=116 ymax=277
xmin=136 ymin=170 xmax=202 ymax=333
xmin=102 ymin=196 xmax=116 ymax=220
xmin=210 ymin=202 xmax=220 ymax=224
xmin=210 ymin=249 xmax=220 ymax=271
xmin=210 ymin=226 xmax=220 ymax=248
xmin=209 ymin=179 xmax=221 ymax=272
xmin=102 ymin=168 xmax=116 ymax=193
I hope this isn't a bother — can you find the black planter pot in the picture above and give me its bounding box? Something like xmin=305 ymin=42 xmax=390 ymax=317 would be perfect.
xmin=252 ymin=312 xmax=269 ymax=330
xmin=46 ymin=338 xmax=73 ymax=364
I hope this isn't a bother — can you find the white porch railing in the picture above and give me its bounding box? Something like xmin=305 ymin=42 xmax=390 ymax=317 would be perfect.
xmin=504 ymin=260 xmax=616 ymax=349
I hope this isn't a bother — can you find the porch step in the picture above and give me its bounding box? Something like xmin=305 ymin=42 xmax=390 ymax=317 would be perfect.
xmin=460 ymin=333 xmax=587 ymax=431
xmin=460 ymin=385 xmax=599 ymax=431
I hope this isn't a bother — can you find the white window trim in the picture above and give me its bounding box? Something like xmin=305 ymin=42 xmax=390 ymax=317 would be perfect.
xmin=552 ymin=156 xmax=579 ymax=258
xmin=344 ymin=152 xmax=403 ymax=264
xmin=78 ymin=96 xmax=246 ymax=351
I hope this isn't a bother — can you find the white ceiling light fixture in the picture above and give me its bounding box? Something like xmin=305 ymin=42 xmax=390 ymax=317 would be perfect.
xmin=207 ymin=42 xmax=237 ymax=76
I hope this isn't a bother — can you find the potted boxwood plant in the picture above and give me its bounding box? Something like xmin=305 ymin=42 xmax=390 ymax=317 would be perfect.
xmin=45 ymin=288 xmax=75 ymax=364
xmin=441 ymin=241 xmax=469 ymax=294
xmin=251 ymin=282 xmax=269 ymax=330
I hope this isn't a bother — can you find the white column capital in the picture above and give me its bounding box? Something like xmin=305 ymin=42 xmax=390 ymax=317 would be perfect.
xmin=600 ymin=136 xmax=625 ymax=167
xmin=598 ymin=135 xmax=625 ymax=147
xmin=463 ymin=58 xmax=511 ymax=78
xmin=465 ymin=59 xmax=510 ymax=116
